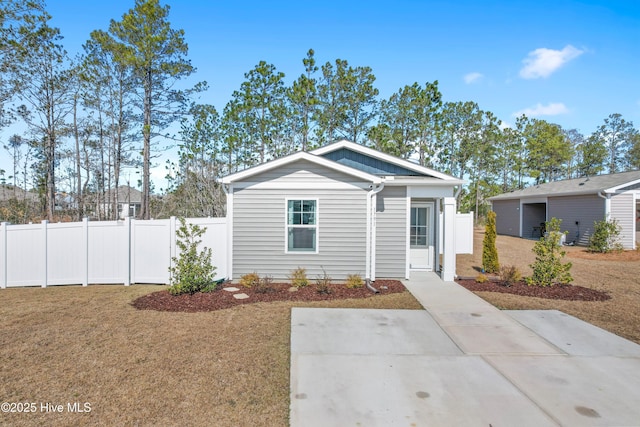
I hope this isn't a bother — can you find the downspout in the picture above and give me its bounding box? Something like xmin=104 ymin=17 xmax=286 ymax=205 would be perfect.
xmin=597 ymin=191 xmax=611 ymax=220
xmin=366 ymin=182 xmax=385 ymax=293
xmin=222 ymin=184 xmax=233 ymax=281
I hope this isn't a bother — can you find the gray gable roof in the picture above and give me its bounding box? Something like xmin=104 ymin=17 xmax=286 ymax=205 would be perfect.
xmin=320 ymin=147 xmax=423 ymax=176
xmin=489 ymin=170 xmax=640 ymax=201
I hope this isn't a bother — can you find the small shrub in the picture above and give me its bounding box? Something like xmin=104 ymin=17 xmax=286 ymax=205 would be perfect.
xmin=255 ymin=275 xmax=274 ymax=294
xmin=482 ymin=211 xmax=499 ymax=273
xmin=589 ymin=219 xmax=624 ymax=253
xmin=499 ymin=265 xmax=521 ymax=287
xmin=315 ymin=268 xmax=332 ymax=294
xmin=168 ymin=218 xmax=217 ymax=295
xmin=345 ymin=273 xmax=364 ymax=289
xmin=526 ymin=217 xmax=573 ymax=287
xmin=289 ymin=267 xmax=309 ymax=288
xmin=240 ymin=272 xmax=261 ymax=288
xmin=475 ymin=273 xmax=488 ymax=283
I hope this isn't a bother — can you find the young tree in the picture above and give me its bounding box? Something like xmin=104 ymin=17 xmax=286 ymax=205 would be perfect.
xmin=99 ymin=0 xmax=199 ymax=219
xmin=482 ymin=211 xmax=499 ymax=273
xmin=527 ymin=218 xmax=572 ymax=287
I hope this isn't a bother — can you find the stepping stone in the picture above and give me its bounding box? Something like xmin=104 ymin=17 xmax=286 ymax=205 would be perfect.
xmin=233 ymin=293 xmax=249 ymax=300
xmin=223 ymin=287 xmax=240 ymax=292
xmin=289 ymin=287 xmax=298 ymax=293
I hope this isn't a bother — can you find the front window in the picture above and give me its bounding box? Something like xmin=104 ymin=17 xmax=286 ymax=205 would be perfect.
xmin=287 ymin=199 xmax=317 ymax=252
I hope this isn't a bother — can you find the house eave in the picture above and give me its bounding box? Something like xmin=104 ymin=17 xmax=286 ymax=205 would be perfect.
xmin=221 ymin=151 xmax=382 ymax=185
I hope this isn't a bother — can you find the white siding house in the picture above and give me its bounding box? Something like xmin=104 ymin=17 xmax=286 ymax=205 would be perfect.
xmin=221 ymin=140 xmax=465 ymax=282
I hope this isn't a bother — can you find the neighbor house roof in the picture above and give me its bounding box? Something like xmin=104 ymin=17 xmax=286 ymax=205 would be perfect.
xmin=104 ymin=185 xmax=143 ymax=203
xmin=489 ymin=170 xmax=640 ymax=201
xmin=0 ymin=185 xmax=38 ymax=202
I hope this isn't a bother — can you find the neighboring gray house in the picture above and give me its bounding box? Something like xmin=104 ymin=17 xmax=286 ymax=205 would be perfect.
xmin=102 ymin=185 xmax=142 ymax=219
xmin=489 ymin=170 xmax=640 ymax=249
xmin=221 ymin=140 xmax=465 ymax=282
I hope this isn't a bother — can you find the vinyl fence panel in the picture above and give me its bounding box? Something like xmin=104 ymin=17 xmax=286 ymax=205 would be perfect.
xmin=438 ymin=212 xmax=474 ymax=255
xmin=88 ymin=220 xmax=131 ymax=285
xmin=47 ymin=221 xmax=87 ymax=286
xmin=132 ymin=218 xmax=172 ymax=284
xmin=0 ymin=217 xmax=228 ymax=288
xmin=5 ymin=222 xmax=46 ymax=287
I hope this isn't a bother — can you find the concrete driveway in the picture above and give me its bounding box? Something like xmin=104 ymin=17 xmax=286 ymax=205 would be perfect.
xmin=290 ymin=272 xmax=640 ymax=426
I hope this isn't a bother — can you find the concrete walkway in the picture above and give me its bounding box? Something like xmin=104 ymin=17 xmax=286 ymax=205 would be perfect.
xmin=290 ymin=272 xmax=640 ymax=426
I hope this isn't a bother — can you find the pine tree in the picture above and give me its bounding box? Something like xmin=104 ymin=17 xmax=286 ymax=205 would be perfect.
xmin=482 ymin=211 xmax=499 ymax=273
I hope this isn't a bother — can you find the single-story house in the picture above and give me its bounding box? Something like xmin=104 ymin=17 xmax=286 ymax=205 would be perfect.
xmin=221 ymin=140 xmax=465 ymax=282
xmin=489 ymin=170 xmax=640 ymax=249
xmin=102 ymin=185 xmax=142 ymax=219
xmin=0 ymin=184 xmax=38 ymax=203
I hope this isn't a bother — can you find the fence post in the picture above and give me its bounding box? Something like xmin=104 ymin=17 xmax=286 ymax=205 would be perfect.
xmin=1 ymin=222 xmax=7 ymax=289
xmin=124 ymin=217 xmax=132 ymax=286
xmin=82 ymin=217 xmax=89 ymax=286
xmin=169 ymin=216 xmax=177 ymax=284
xmin=42 ymin=220 xmax=48 ymax=288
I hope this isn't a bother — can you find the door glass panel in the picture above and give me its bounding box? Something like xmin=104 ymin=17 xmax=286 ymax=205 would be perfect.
xmin=410 ymin=207 xmax=428 ymax=247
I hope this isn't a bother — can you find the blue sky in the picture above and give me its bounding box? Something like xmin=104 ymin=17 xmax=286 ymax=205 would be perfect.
xmin=46 ymin=0 xmax=640 ymax=134
xmin=3 ymin=0 xmax=639 ymax=189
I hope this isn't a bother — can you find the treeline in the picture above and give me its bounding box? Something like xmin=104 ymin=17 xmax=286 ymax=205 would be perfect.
xmin=1 ymin=0 xmax=639 ymax=223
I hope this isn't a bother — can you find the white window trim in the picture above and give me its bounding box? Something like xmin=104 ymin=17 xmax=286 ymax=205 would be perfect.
xmin=284 ymin=197 xmax=319 ymax=254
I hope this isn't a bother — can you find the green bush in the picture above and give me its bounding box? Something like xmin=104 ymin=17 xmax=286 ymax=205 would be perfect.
xmin=526 ymin=218 xmax=572 ymax=287
xmin=589 ymin=219 xmax=623 ymax=253
xmin=289 ymin=267 xmax=309 ymax=288
xmin=482 ymin=211 xmax=499 ymax=273
xmin=168 ymin=218 xmax=217 ymax=295
xmin=345 ymin=273 xmax=364 ymax=289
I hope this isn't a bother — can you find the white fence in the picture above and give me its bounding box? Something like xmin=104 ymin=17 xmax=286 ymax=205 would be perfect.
xmin=0 ymin=217 xmax=227 ymax=288
xmin=439 ymin=212 xmax=475 ymax=255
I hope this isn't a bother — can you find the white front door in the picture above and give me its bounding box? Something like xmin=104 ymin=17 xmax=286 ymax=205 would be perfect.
xmin=409 ymin=201 xmax=434 ymax=270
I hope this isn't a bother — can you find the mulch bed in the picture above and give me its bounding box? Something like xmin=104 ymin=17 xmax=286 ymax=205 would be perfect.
xmin=456 ymin=278 xmax=611 ymax=301
xmin=131 ymin=279 xmax=406 ymax=312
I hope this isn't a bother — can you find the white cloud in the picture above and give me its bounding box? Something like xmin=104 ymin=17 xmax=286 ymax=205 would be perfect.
xmin=463 ymin=72 xmax=483 ymax=84
xmin=512 ymin=102 xmax=569 ymax=117
xmin=519 ymin=45 xmax=584 ymax=79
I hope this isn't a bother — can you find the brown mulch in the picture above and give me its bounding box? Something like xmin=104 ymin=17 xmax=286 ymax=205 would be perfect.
xmin=131 ymin=279 xmax=406 ymax=312
xmin=456 ymin=279 xmax=611 ymax=301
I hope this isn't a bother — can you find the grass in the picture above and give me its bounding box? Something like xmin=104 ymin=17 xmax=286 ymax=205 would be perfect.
xmin=0 ymin=285 xmax=421 ymax=426
xmin=458 ymin=228 xmax=640 ymax=344
xmin=2 ymin=229 xmax=639 ymax=425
